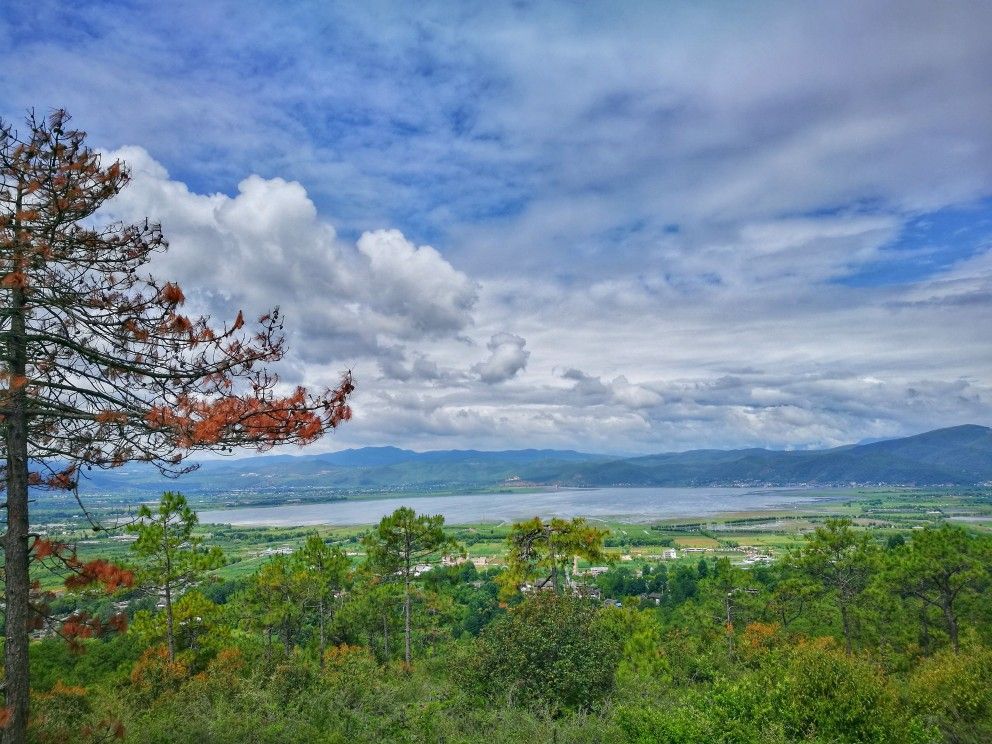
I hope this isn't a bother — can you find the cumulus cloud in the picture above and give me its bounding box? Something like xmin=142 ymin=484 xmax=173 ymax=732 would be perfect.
xmin=377 ymin=347 xmax=446 ymax=383
xmin=357 ymin=230 xmax=477 ymax=334
xmin=100 ymin=147 xmax=477 ymax=367
xmin=93 ymin=150 xmax=991 ymax=452
xmin=474 ymin=333 xmax=530 ymax=384
xmin=611 ymin=376 xmax=664 ymax=409
xmin=562 ymin=369 xmax=662 ymax=410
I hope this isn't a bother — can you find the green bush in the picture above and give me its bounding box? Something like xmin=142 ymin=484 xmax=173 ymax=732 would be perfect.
xmin=908 ymin=643 xmax=992 ymax=744
xmin=465 ymin=593 xmax=623 ymax=713
xmin=712 ymin=641 xmax=929 ymax=743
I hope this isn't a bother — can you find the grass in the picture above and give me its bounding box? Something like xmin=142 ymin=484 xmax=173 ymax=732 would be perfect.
xmin=673 ymin=536 xmax=721 ymax=549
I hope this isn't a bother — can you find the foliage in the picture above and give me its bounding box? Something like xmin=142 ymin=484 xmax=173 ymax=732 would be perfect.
xmin=29 ymin=635 xmax=142 ymax=692
xmin=28 ymin=681 xmax=124 ymax=744
xmin=883 ymin=523 xmax=991 ymax=652
xmin=129 ymin=591 xmax=226 ymax=669
xmin=500 ymin=516 xmax=611 ymax=598
xmin=332 ymin=579 xmax=404 ymax=662
xmin=128 ymin=491 xmax=224 ymax=661
xmin=466 ymin=593 xmax=623 ymax=713
xmin=789 ymin=518 xmax=877 ymax=653
xmin=0 ymin=108 xmax=353 ymax=742
xmin=240 ymin=554 xmax=304 ymax=657
xmin=363 ymin=507 xmax=461 ymax=667
xmin=709 ymin=641 xmax=929 ymax=743
xmin=291 ymin=533 xmax=349 ymax=663
xmin=908 ymin=644 xmax=992 ymax=743
xmin=14 ymin=500 xmax=992 ymax=742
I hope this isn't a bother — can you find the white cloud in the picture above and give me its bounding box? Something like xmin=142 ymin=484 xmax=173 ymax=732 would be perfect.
xmin=357 ymin=229 xmax=477 ymax=335
xmin=100 ymin=147 xmax=478 ymax=368
xmin=560 ymin=369 xmax=662 ymax=410
xmin=96 ymin=148 xmax=989 ymax=452
xmin=473 ymin=333 xmax=530 ymax=384
xmin=611 ymin=376 xmax=664 ymax=409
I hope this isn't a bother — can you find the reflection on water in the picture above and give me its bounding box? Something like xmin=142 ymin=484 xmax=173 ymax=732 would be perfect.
xmin=199 ymin=486 xmax=836 ymax=526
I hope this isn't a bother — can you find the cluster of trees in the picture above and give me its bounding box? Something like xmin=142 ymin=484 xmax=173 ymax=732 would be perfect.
xmin=15 ymin=497 xmax=992 ymax=743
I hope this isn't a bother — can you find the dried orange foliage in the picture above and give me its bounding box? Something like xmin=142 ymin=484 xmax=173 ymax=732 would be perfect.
xmin=323 ymin=643 xmax=372 ymax=669
xmin=742 ymin=621 xmax=782 ymax=653
xmin=31 ymin=538 xmax=134 ymax=593
xmin=64 ymin=559 xmax=135 ymax=592
xmin=27 ymin=538 xmax=131 ymax=649
xmin=60 ymin=612 xmax=128 ymax=643
xmin=129 ymin=646 xmax=190 ymax=699
xmin=2 ymin=110 xmax=353 ymax=737
xmin=145 ymin=379 xmax=353 ymax=450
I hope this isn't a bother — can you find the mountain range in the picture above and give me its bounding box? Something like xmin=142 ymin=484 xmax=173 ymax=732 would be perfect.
xmin=77 ymin=425 xmax=992 ymax=495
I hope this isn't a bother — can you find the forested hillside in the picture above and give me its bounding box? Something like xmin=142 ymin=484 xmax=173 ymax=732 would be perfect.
xmin=20 ymin=495 xmax=992 ymax=743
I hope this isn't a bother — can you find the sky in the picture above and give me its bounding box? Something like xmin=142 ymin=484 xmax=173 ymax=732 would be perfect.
xmin=1 ymin=0 xmax=991 ymax=455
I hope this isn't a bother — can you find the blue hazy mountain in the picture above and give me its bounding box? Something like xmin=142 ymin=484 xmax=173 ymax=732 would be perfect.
xmin=529 ymin=425 xmax=992 ymax=487
xmin=78 ymin=447 xmax=607 ymax=493
xmin=78 ymin=425 xmax=992 ymax=494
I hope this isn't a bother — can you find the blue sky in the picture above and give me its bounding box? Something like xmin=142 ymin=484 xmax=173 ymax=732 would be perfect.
xmin=2 ymin=1 xmax=991 ymax=453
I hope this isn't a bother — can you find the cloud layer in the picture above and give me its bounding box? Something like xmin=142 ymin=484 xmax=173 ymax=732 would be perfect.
xmin=101 ymin=147 xmax=477 ymax=370
xmin=2 ymin=2 xmax=990 ymax=453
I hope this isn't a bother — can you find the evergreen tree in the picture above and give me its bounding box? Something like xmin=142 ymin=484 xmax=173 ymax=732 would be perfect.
xmin=501 ymin=516 xmax=610 ymax=598
xmin=292 ymin=533 xmax=349 ymax=665
xmin=0 ymin=110 xmax=353 ymax=742
xmin=884 ymin=523 xmax=991 ymax=652
xmin=128 ymin=491 xmax=224 ymax=662
xmin=791 ymin=518 xmax=876 ymax=654
xmin=363 ymin=507 xmax=461 ymax=668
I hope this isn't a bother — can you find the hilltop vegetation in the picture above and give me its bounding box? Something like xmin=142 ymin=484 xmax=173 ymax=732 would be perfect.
xmin=17 ymin=494 xmax=992 ymax=743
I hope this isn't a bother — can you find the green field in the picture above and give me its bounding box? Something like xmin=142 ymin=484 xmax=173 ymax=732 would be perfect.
xmin=36 ymin=487 xmax=991 ymax=590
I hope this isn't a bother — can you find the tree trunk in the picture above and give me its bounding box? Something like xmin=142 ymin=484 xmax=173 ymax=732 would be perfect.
xmin=162 ymin=516 xmax=175 ymax=663
xmin=3 ymin=225 xmax=31 ymax=744
xmin=941 ymin=598 xmax=959 ymax=653
xmin=383 ymin=613 xmax=389 ymax=660
xmin=919 ymin=605 xmax=932 ymax=654
xmin=724 ymin=594 xmax=735 ymax=661
xmin=3 ymin=396 xmax=30 ymax=744
xmin=550 ymin=543 xmax=560 ymax=594
xmin=164 ymin=583 xmax=175 ymax=663
xmin=840 ymin=602 xmax=853 ymax=655
xmin=403 ymin=579 xmax=412 ymax=669
xmin=318 ymin=597 xmax=326 ymax=669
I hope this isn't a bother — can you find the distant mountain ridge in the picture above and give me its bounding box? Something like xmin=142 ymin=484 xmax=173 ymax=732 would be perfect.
xmin=78 ymin=425 xmax=992 ymax=494
xmin=533 ymin=425 xmax=992 ymax=487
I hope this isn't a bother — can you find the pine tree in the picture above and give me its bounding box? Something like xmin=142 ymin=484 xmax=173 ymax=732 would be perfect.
xmin=0 ymin=110 xmax=353 ymax=742
xmin=363 ymin=507 xmax=460 ymax=668
xmin=128 ymin=491 xmax=224 ymax=662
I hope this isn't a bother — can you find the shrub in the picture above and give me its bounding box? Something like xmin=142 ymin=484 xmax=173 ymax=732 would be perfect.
xmin=465 ymin=593 xmax=623 ymax=713
xmin=908 ymin=644 xmax=992 ymax=744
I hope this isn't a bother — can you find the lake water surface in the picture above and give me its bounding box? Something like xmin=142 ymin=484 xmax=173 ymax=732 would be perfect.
xmin=199 ymin=487 xmax=838 ymax=526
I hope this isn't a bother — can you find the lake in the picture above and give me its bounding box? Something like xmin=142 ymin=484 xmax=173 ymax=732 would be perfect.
xmin=198 ymin=486 xmax=839 ymax=526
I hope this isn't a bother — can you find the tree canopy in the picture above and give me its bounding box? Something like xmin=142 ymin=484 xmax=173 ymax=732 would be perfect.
xmin=363 ymin=507 xmax=461 ymax=667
